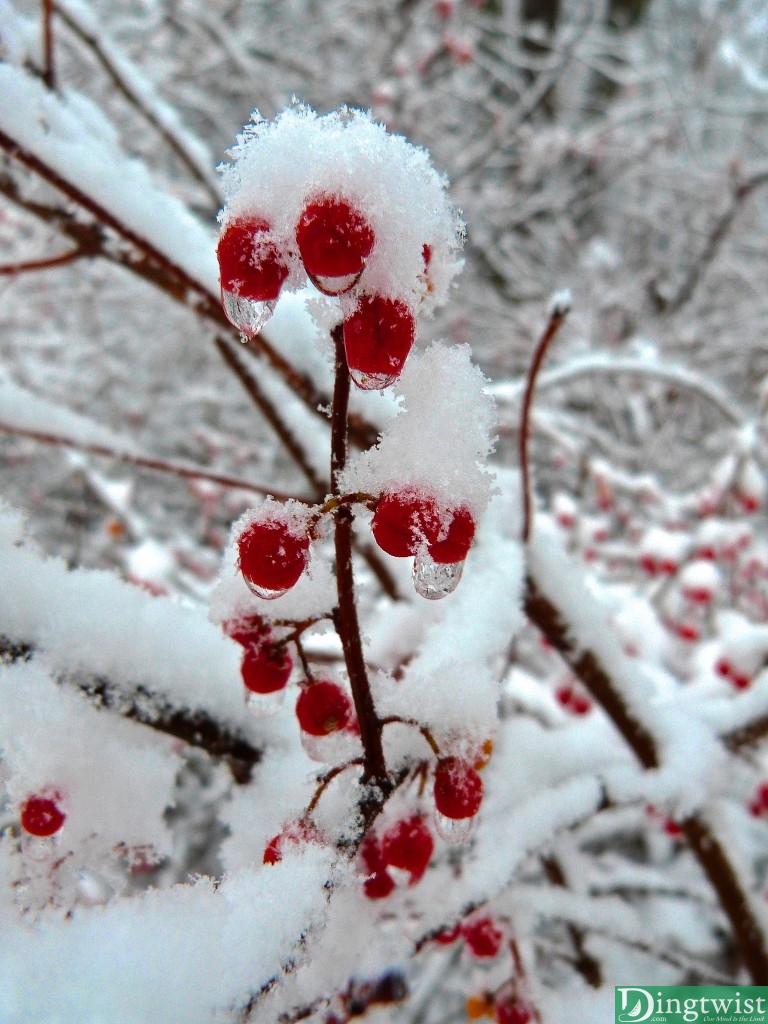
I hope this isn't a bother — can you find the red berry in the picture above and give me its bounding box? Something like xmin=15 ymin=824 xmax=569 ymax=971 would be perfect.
xmin=639 ymin=554 xmax=658 ymax=575
xmin=555 ymin=684 xmax=573 ymax=707
xmin=381 ymin=815 xmax=434 ymax=883
xmin=238 ymin=517 xmax=310 ymax=598
xmin=296 ymin=196 xmax=374 ymax=282
xmin=296 ymin=681 xmax=352 ymax=736
xmin=673 ymin=622 xmax=700 ymax=643
xmin=217 ymin=217 xmax=288 ymax=302
xmin=343 ymin=295 xmax=416 ymax=390
xmin=570 ymin=693 xmax=591 ymax=715
xmin=495 ymin=997 xmax=533 ymax=1024
xmin=364 ymin=870 xmax=396 ymax=899
xmin=371 ymin=491 xmax=439 ymax=558
xmin=263 ymin=819 xmax=321 ymax=865
xmin=359 ymin=832 xmax=386 ymax=875
xmin=223 ymin=613 xmax=266 ymax=649
xmin=20 ymin=795 xmax=66 ymax=837
xmin=429 ymin=506 xmax=475 ymax=564
xmin=715 ymin=658 xmax=733 ymax=678
xmin=462 ymin=916 xmax=504 ymax=958
xmin=433 ymin=757 xmax=483 ymax=820
xmin=241 ymin=643 xmax=292 ymax=694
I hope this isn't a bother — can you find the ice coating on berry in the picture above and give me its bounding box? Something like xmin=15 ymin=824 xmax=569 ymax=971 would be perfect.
xmin=217 ymin=217 xmax=288 ymax=302
xmin=219 ymin=106 xmax=464 ymax=315
xmin=296 ymin=681 xmax=352 ymax=736
xmin=433 ymin=757 xmax=483 ymax=819
xmin=343 ymin=294 xmax=416 ymax=390
xmin=296 ymin=196 xmax=374 ymax=280
xmin=241 ymin=643 xmax=292 ymax=694
xmin=236 ymin=504 xmax=310 ymax=599
xmin=20 ymin=794 xmax=66 ymax=837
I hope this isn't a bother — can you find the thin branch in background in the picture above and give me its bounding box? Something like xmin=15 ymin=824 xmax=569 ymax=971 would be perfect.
xmin=0 ymin=422 xmax=312 ymax=503
xmin=0 ymin=243 xmax=96 ymax=275
xmin=41 ymin=0 xmax=55 ymax=89
xmin=519 ymin=294 xmax=570 ymax=544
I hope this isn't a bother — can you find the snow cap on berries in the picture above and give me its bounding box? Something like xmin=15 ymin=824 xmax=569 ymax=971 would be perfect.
xmin=218 ymin=104 xmax=464 ymax=316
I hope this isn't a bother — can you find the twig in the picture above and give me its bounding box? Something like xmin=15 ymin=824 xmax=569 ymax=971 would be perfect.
xmin=0 ymin=244 xmax=95 ymax=274
xmin=330 ymin=325 xmax=389 ymax=794
xmin=0 ymin=421 xmax=310 ymax=503
xmin=519 ymin=296 xmax=570 ymax=544
xmin=42 ymin=0 xmax=55 ymax=89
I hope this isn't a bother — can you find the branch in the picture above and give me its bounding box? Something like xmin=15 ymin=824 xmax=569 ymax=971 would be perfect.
xmin=0 ymin=421 xmax=311 ymax=503
xmin=330 ymin=326 xmax=389 ymax=793
xmin=524 ymin=572 xmax=768 ymax=982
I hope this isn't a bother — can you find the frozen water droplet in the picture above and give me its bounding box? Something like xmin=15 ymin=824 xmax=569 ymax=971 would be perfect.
xmin=309 ymin=270 xmax=363 ymax=296
xmin=22 ymin=833 xmax=57 ymax=862
xmin=222 ymin=290 xmax=276 ymax=336
xmin=245 ymin=686 xmax=286 ymax=718
xmin=413 ymin=553 xmax=464 ymax=600
xmin=300 ymin=728 xmax=361 ymax=763
xmin=243 ymin=577 xmax=289 ymax=601
xmin=348 ymin=367 xmax=399 ymax=391
xmin=434 ymin=811 xmax=475 ymax=845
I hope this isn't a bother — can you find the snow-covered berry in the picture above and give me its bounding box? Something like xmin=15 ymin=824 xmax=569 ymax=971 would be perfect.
xmin=296 ymin=195 xmax=374 ymax=294
xmin=237 ymin=513 xmax=310 ymax=600
xmin=217 ymin=217 xmax=288 ymax=303
xmin=433 ymin=757 xmax=483 ymax=820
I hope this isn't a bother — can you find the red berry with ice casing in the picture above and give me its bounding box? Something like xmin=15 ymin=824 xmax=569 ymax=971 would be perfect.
xmin=241 ymin=642 xmax=292 ymax=694
xmin=381 ymin=815 xmax=434 ymax=883
xmin=237 ymin=516 xmax=310 ymax=598
xmin=371 ymin=491 xmax=439 ymax=557
xmin=296 ymin=680 xmax=352 ymax=736
xmin=20 ymin=794 xmax=66 ymax=837
xmin=343 ymin=295 xmax=416 ymax=390
xmin=263 ymin=819 xmax=322 ymax=865
xmin=433 ymin=757 xmax=483 ymax=820
xmin=429 ymin=505 xmax=475 ymax=564
xmin=296 ymin=196 xmax=374 ymax=289
xmin=462 ymin=915 xmax=504 ymax=958
xmin=217 ymin=217 xmax=288 ymax=302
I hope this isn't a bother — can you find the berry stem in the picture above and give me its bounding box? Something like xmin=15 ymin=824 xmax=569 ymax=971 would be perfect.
xmin=330 ymin=325 xmax=390 ymax=792
xmin=519 ymin=298 xmax=569 ymax=545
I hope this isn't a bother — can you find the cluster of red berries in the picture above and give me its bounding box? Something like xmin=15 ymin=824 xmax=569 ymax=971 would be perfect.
xmin=235 ymin=489 xmax=477 ymax=606
xmin=371 ymin=489 xmax=475 ymax=564
xmin=225 ymin=614 xmax=293 ymax=697
xmin=554 ymin=681 xmax=591 ymax=716
xmin=436 ymin=914 xmax=505 ymax=958
xmin=217 ymin=194 xmax=418 ymax=391
xmin=715 ymin=656 xmax=752 ymax=691
xmin=359 ymin=814 xmax=435 ymax=898
xmin=20 ymin=793 xmax=66 ymax=837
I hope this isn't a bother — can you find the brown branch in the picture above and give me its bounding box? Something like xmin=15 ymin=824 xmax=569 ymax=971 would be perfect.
xmin=519 ymin=298 xmax=569 ymax=544
xmin=724 ymin=714 xmax=768 ymax=753
xmin=0 ymin=244 xmax=95 ymax=275
xmin=541 ymin=854 xmax=602 ymax=988
xmin=42 ymin=0 xmax=55 ymax=89
xmin=0 ymin=421 xmax=311 ymax=503
xmin=0 ymin=130 xmax=368 ymax=445
xmin=524 ymin=574 xmax=768 ymax=983
xmin=330 ymin=325 xmax=389 ymax=793
xmin=53 ymin=0 xmax=220 ymax=205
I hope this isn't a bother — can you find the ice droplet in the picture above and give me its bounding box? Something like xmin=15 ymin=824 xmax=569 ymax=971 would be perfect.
xmin=245 ymin=686 xmax=286 ymax=718
xmin=434 ymin=810 xmax=475 ymax=845
xmin=348 ymin=367 xmax=399 ymax=391
xmin=21 ymin=833 xmax=57 ymax=862
xmin=300 ymin=728 xmax=361 ymax=763
xmin=243 ymin=577 xmax=289 ymax=601
xmin=309 ymin=270 xmax=363 ymax=296
xmin=222 ymin=290 xmax=276 ymax=336
xmin=413 ymin=553 xmax=464 ymax=600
